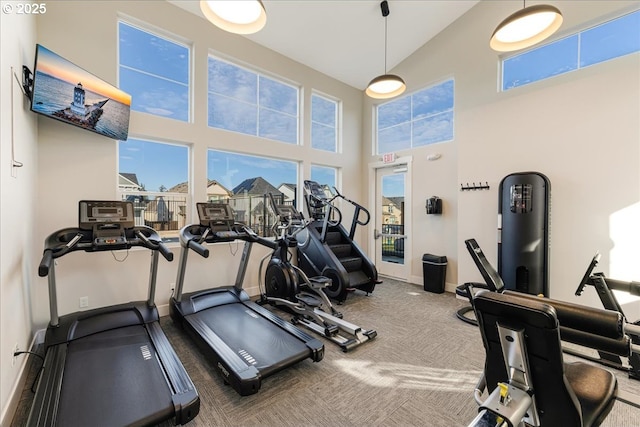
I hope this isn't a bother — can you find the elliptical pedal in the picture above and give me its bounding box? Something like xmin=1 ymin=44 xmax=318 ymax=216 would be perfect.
xmin=295 ymin=292 xmax=322 ymax=308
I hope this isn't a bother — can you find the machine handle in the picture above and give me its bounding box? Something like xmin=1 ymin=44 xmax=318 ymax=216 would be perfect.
xmin=575 ymin=252 xmax=601 ymax=296
xmin=356 ymin=206 xmax=371 ymax=226
xmin=135 ymin=229 xmax=173 ymax=261
xmin=158 ymin=242 xmax=174 ymax=262
xmin=39 ymin=250 xmax=53 ymax=277
xmin=188 ymin=239 xmax=209 ymax=258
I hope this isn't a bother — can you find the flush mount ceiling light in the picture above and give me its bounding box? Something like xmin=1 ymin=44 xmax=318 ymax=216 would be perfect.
xmin=490 ymin=1 xmax=563 ymax=52
xmin=200 ymin=0 xmax=267 ymax=35
xmin=366 ymin=0 xmax=406 ymax=99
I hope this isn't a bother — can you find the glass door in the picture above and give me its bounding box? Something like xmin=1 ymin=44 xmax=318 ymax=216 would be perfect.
xmin=374 ymin=166 xmax=409 ymax=280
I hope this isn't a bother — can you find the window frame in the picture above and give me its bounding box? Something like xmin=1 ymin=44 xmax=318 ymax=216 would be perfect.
xmin=117 ymin=18 xmax=192 ymax=123
xmin=117 ymin=136 xmax=192 ymax=242
xmin=375 ymin=78 xmax=455 ymax=155
xmin=500 ymin=9 xmax=640 ymax=91
xmin=206 ymin=148 xmax=301 ymax=238
xmin=207 ymin=53 xmax=301 ymax=145
xmin=310 ymin=91 xmax=341 ymax=153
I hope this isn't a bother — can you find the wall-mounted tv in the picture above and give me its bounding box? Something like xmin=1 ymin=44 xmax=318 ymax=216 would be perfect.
xmin=30 ymin=44 xmax=131 ymax=140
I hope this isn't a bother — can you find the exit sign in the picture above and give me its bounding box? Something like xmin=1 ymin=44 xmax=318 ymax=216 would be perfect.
xmin=382 ymin=153 xmax=396 ymax=164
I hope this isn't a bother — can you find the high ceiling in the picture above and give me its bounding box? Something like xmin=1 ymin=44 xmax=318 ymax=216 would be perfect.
xmin=168 ymin=1 xmax=480 ymax=90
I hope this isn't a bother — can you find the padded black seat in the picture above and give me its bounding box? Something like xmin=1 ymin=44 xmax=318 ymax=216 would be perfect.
xmin=564 ymin=363 xmax=618 ymax=427
xmin=474 ymin=290 xmax=617 ymax=426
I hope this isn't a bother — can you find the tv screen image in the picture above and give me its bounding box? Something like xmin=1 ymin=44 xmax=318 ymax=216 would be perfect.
xmin=30 ymin=44 xmax=131 ymax=140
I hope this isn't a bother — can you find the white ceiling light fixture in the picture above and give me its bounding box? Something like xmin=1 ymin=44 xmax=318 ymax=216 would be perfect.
xmin=200 ymin=0 xmax=267 ymax=35
xmin=366 ymin=0 xmax=406 ymax=100
xmin=490 ymin=1 xmax=563 ymax=52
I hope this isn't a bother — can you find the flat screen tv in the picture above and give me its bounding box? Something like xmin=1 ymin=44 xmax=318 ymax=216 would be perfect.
xmin=30 ymin=44 xmax=131 ymax=140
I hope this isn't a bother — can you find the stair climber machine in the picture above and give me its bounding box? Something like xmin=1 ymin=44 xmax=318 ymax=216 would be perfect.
xmin=297 ymin=180 xmax=380 ymax=303
xmin=170 ymin=202 xmax=324 ymax=396
xmin=258 ymin=194 xmax=377 ymax=352
xmin=29 ymin=200 xmax=199 ymax=427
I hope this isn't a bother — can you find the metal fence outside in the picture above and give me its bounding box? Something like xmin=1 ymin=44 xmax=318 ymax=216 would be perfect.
xmin=382 ymin=224 xmax=405 ymax=258
xmin=121 ymin=192 xmax=293 ymax=238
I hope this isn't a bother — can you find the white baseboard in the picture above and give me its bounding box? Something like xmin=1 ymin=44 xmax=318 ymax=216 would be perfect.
xmin=1 ymin=329 xmax=45 ymax=427
xmin=158 ymin=303 xmax=170 ymax=317
xmin=407 ymin=274 xmax=456 ymax=293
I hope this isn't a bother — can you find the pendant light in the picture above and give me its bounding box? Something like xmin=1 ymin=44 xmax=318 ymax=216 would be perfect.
xmin=200 ymin=0 xmax=267 ymax=35
xmin=490 ymin=1 xmax=563 ymax=52
xmin=366 ymin=1 xmax=406 ymax=99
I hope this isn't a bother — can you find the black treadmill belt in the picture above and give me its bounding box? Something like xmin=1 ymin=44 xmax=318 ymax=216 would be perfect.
xmin=57 ymin=325 xmax=174 ymax=427
xmin=195 ymin=303 xmax=310 ymax=376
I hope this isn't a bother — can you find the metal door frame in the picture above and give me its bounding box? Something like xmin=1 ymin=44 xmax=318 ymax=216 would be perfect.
xmin=368 ymin=155 xmax=412 ymax=280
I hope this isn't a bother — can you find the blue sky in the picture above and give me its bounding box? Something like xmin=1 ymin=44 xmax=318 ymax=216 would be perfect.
xmin=117 ymin=10 xmax=639 ymax=196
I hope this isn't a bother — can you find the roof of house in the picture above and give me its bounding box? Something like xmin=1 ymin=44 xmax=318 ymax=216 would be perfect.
xmin=168 ymin=179 xmax=230 ymax=194
xmin=279 ymin=183 xmax=297 ymax=192
xmin=119 ymin=173 xmax=139 ymax=187
xmin=232 ymin=177 xmax=282 ymax=197
xmin=207 ymin=180 xmax=232 ymax=194
xmin=385 ymin=196 xmax=405 ymax=207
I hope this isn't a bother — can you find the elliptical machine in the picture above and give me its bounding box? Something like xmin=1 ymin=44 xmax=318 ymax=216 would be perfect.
xmin=259 ymin=194 xmax=377 ymax=352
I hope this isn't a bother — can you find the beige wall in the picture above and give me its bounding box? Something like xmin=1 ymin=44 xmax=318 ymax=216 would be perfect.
xmin=0 ymin=7 xmax=38 ymax=425
xmin=2 ymin=0 xmax=640 ymax=421
xmin=33 ymin=1 xmax=364 ymax=329
xmin=362 ymin=1 xmax=640 ymax=304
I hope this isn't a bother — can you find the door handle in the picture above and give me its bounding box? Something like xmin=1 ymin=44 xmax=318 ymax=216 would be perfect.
xmin=374 ymin=229 xmax=407 ymax=240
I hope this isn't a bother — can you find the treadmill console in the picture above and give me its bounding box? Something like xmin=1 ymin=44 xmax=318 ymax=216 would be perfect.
xmin=305 ymin=180 xmax=328 ymax=201
xmin=197 ymin=202 xmax=236 ymax=235
xmin=275 ymin=204 xmax=304 ymax=224
xmin=79 ymin=200 xmax=134 ymax=246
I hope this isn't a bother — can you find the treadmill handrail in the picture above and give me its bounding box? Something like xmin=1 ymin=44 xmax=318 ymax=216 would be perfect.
xmin=39 ymin=225 xmax=171 ymax=275
xmin=180 ymin=223 xmax=278 ymax=251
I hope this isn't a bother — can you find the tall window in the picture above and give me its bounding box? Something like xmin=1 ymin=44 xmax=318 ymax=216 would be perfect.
xmin=310 ymin=164 xmax=337 ymax=190
xmin=207 ymin=56 xmax=299 ymax=144
xmin=118 ymin=139 xmax=189 ymax=239
xmin=502 ymin=10 xmax=640 ymax=90
xmin=118 ymin=21 xmax=190 ymax=121
xmin=376 ymin=79 xmax=454 ymax=154
xmin=207 ymin=149 xmax=298 ymax=236
xmin=311 ymin=93 xmax=338 ymax=152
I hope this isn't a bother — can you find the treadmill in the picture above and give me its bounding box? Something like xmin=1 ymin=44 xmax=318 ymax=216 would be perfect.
xmin=28 ymin=200 xmax=199 ymax=427
xmin=170 ymin=202 xmax=324 ymax=396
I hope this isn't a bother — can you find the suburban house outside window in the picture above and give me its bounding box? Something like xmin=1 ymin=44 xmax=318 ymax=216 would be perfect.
xmin=118 ymin=20 xmax=190 ymax=121
xmin=207 ymin=55 xmax=300 ymax=144
xmin=207 ymin=149 xmax=298 ymax=237
xmin=376 ymin=78 xmax=454 ymax=155
xmin=502 ymin=9 xmax=640 ymax=90
xmin=311 ymin=93 xmax=339 ymax=152
xmin=118 ymin=138 xmax=189 ymax=240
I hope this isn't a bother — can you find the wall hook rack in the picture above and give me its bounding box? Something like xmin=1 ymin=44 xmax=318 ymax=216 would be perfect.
xmin=460 ymin=182 xmax=490 ymax=191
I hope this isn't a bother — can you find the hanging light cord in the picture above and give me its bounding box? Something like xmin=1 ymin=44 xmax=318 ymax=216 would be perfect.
xmin=384 ymin=13 xmax=388 ymax=73
xmin=381 ymin=0 xmax=390 ymax=74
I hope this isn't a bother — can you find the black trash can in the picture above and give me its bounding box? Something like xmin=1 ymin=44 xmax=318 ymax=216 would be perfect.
xmin=422 ymin=254 xmax=447 ymax=293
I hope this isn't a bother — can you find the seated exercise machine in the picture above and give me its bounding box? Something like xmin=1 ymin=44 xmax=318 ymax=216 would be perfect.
xmin=574 ymin=253 xmax=640 ymax=380
xmin=170 ymin=202 xmax=323 ymax=396
xmin=462 ymin=239 xmax=640 ymax=382
xmin=258 ymin=194 xmax=377 ymax=352
xmin=296 ymin=180 xmax=379 ymax=303
xmin=468 ymin=289 xmax=640 ymax=427
xmin=455 ymin=238 xmax=505 ymax=326
xmin=29 ymin=200 xmax=199 ymax=427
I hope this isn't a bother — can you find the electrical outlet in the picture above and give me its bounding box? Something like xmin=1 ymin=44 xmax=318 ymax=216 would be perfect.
xmin=79 ymin=296 xmax=89 ymax=308
xmin=12 ymin=343 xmax=19 ymax=367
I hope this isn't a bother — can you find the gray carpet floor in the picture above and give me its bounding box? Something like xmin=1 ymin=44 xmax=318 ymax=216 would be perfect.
xmin=11 ymin=278 xmax=640 ymax=426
